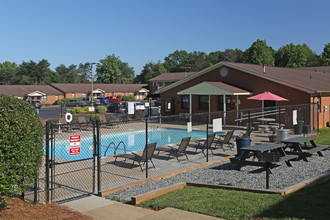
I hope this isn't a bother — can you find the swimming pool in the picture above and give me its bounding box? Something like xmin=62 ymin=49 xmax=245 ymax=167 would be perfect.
xmin=48 ymin=128 xmax=215 ymax=161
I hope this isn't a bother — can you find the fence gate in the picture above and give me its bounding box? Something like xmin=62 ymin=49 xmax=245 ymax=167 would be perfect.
xmin=45 ymin=121 xmax=100 ymax=203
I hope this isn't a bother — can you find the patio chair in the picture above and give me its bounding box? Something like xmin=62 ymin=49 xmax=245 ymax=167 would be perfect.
xmin=241 ymin=127 xmax=254 ymax=138
xmin=215 ymin=130 xmax=235 ymax=151
xmin=114 ymin=142 xmax=157 ymax=171
xmin=194 ymin=133 xmax=216 ymax=155
xmin=58 ymin=117 xmax=70 ymax=132
xmin=98 ymin=114 xmax=108 ymax=127
xmin=156 ymin=137 xmax=191 ymax=162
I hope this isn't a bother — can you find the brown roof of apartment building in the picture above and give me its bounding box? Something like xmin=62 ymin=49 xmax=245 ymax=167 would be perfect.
xmin=149 ymin=72 xmax=196 ymax=82
xmin=158 ymin=62 xmax=330 ymax=94
xmin=0 ymin=85 xmax=62 ymax=96
xmin=50 ymin=83 xmax=148 ymax=93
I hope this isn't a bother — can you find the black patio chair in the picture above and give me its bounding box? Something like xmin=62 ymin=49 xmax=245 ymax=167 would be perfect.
xmin=194 ymin=133 xmax=216 ymax=155
xmin=114 ymin=142 xmax=157 ymax=171
xmin=156 ymin=137 xmax=191 ymax=162
xmin=215 ymin=130 xmax=235 ymax=151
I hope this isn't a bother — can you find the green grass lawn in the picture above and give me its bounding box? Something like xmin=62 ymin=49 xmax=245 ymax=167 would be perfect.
xmin=140 ymin=129 xmax=330 ymax=220
xmin=141 ymin=181 xmax=330 ymax=220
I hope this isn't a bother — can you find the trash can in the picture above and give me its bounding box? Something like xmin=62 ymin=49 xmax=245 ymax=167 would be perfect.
xmin=277 ymin=129 xmax=289 ymax=143
xmin=294 ymin=120 xmax=304 ymax=134
xmin=236 ymin=137 xmax=251 ymax=157
xmin=302 ymin=125 xmax=310 ymax=134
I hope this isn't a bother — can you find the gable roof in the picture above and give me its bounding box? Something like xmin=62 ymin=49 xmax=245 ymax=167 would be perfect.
xmin=157 ymin=62 xmax=330 ymax=94
xmin=149 ymin=72 xmax=196 ymax=82
xmin=50 ymin=83 xmax=148 ymax=93
xmin=0 ymin=85 xmax=62 ymax=96
xmin=178 ymin=81 xmax=251 ymax=95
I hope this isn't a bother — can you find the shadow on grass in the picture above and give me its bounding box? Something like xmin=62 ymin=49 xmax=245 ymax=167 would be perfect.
xmin=257 ymin=179 xmax=330 ymax=219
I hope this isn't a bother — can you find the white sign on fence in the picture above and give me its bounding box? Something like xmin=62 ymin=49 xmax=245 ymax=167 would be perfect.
xmin=292 ymin=110 xmax=297 ymax=125
xmin=187 ymin=122 xmax=192 ymax=132
xmin=213 ymin=118 xmax=222 ymax=133
xmin=128 ymin=102 xmax=135 ymax=115
xmin=69 ymin=135 xmax=81 ymax=156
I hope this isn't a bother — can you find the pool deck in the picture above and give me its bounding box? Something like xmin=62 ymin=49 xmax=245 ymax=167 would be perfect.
xmin=29 ymin=121 xmax=301 ymax=203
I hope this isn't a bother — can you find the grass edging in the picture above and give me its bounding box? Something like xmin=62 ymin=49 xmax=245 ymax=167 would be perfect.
xmin=131 ymin=170 xmax=330 ymax=205
xmin=99 ymin=155 xmax=234 ymax=197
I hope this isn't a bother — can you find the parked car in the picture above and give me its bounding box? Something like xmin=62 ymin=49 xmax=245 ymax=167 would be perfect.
xmin=97 ymin=97 xmax=109 ymax=105
xmin=135 ymin=102 xmax=145 ymax=111
xmin=63 ymin=99 xmax=87 ymax=107
xmin=154 ymin=99 xmax=161 ymax=107
xmin=28 ymin=100 xmax=42 ymax=109
xmin=107 ymin=101 xmax=127 ymax=113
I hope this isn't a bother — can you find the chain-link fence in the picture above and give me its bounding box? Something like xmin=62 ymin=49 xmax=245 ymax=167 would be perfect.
xmin=25 ymin=103 xmax=317 ymax=203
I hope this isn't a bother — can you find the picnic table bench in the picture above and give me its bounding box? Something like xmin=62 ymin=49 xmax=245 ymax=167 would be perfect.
xmin=230 ymin=143 xmax=298 ymax=172
xmin=281 ymin=137 xmax=328 ymax=161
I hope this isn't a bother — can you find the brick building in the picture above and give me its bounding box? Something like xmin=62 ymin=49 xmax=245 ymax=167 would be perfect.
xmin=157 ymin=62 xmax=330 ymax=128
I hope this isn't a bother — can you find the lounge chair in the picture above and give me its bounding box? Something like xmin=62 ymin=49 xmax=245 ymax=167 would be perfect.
xmin=58 ymin=117 xmax=70 ymax=132
xmin=241 ymin=127 xmax=254 ymax=138
xmin=194 ymin=133 xmax=216 ymax=155
xmin=156 ymin=137 xmax=191 ymax=162
xmin=215 ymin=130 xmax=235 ymax=151
xmin=98 ymin=114 xmax=119 ymax=128
xmin=72 ymin=116 xmax=89 ymax=130
xmin=114 ymin=142 xmax=157 ymax=171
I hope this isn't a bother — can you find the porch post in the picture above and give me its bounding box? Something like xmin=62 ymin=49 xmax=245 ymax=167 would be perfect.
xmin=189 ymin=94 xmax=192 ymax=122
xmin=209 ymin=95 xmax=211 ymax=123
xmin=223 ymin=95 xmax=226 ymax=127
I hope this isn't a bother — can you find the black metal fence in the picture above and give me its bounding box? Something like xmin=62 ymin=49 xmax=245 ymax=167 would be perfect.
xmin=24 ymin=103 xmax=317 ymax=203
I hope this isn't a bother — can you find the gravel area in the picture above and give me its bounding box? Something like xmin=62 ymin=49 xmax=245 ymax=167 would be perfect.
xmin=106 ymin=149 xmax=330 ymax=202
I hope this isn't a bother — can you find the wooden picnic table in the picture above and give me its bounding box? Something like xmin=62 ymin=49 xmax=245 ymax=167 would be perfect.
xmin=230 ymin=143 xmax=298 ymax=171
xmin=281 ymin=136 xmax=328 ymax=161
xmin=257 ymin=118 xmax=276 ymax=123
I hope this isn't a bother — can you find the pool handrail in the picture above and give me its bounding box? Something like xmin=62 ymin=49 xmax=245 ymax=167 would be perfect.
xmin=104 ymin=141 xmax=127 ymax=156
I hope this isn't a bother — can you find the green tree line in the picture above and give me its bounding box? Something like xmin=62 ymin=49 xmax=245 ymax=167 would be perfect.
xmin=1 ymin=40 xmax=329 ymax=85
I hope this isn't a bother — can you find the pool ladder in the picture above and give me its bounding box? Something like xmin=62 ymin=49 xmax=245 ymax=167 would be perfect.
xmin=104 ymin=141 xmax=126 ymax=156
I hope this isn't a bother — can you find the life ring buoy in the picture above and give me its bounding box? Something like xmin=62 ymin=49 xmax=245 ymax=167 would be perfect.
xmin=65 ymin=113 xmax=73 ymax=123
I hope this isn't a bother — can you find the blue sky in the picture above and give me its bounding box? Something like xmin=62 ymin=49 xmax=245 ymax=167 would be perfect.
xmin=0 ymin=0 xmax=329 ymax=75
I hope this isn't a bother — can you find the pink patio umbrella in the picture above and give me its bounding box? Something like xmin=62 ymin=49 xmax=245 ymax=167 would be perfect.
xmin=248 ymin=91 xmax=289 ymax=120
xmin=247 ymin=91 xmax=289 ymax=102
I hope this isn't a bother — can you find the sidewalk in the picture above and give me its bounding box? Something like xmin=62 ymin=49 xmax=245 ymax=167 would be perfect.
xmin=63 ymin=195 xmax=223 ymax=220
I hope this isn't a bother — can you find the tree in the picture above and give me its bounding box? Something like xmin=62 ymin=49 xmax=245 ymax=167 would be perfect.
xmin=321 ymin=43 xmax=330 ymax=66
xmin=96 ymin=54 xmax=134 ymax=84
xmin=77 ymin=63 xmax=92 ymax=83
xmin=0 ymin=61 xmax=18 ymax=85
xmin=244 ymin=39 xmax=275 ymax=66
xmin=275 ymin=43 xmax=318 ymax=67
xmin=16 ymin=59 xmax=52 ymax=84
xmin=55 ymin=64 xmax=80 ymax=83
xmin=134 ymin=61 xmax=167 ymax=83
xmin=163 ymin=50 xmax=190 ymax=72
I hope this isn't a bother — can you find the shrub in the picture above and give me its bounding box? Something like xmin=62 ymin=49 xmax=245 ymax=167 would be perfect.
xmin=106 ymin=115 xmax=117 ymax=122
xmin=76 ymin=109 xmax=87 ymax=114
xmin=131 ymin=110 xmax=144 ymax=119
xmin=122 ymin=95 xmax=129 ymax=101
xmin=65 ymin=108 xmax=76 ymax=114
xmin=84 ymin=106 xmax=90 ymax=112
xmin=46 ymin=102 xmax=51 ymax=106
xmin=90 ymin=114 xmax=99 ymax=122
xmin=96 ymin=106 xmax=107 ymax=114
xmin=128 ymin=95 xmax=135 ymax=101
xmin=0 ymin=95 xmax=43 ymax=207
xmin=116 ymin=95 xmax=122 ymax=98
xmin=73 ymin=107 xmax=83 ymax=112
xmin=119 ymin=115 xmax=129 ymax=121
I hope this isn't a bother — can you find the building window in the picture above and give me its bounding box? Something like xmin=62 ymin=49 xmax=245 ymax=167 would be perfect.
xmin=17 ymin=96 xmax=23 ymax=100
xmin=181 ymin=95 xmax=190 ymax=109
xmin=72 ymin=93 xmax=75 ymax=98
xmin=82 ymin=93 xmax=87 ymax=98
xmin=153 ymin=82 xmax=157 ymax=87
xmin=199 ymin=95 xmax=209 ymax=110
xmin=163 ymin=82 xmax=167 ymax=86
xmin=218 ymin=95 xmax=230 ymax=111
xmin=55 ymin=95 xmax=58 ymax=100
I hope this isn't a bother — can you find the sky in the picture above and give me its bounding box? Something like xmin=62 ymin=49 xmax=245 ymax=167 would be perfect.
xmin=0 ymin=0 xmax=329 ymax=75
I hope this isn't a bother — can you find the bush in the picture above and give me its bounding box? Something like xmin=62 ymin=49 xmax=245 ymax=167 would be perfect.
xmin=116 ymin=95 xmax=122 ymax=98
xmin=0 ymin=95 xmax=43 ymax=207
xmin=84 ymin=106 xmax=90 ymax=112
xmin=96 ymin=106 xmax=107 ymax=114
xmin=131 ymin=110 xmax=144 ymax=119
xmin=119 ymin=115 xmax=129 ymax=121
xmin=128 ymin=95 xmax=135 ymax=101
xmin=122 ymin=96 xmax=129 ymax=101
xmin=46 ymin=102 xmax=51 ymax=106
xmin=90 ymin=114 xmax=99 ymax=122
xmin=106 ymin=115 xmax=117 ymax=122
xmin=65 ymin=108 xmax=76 ymax=114
xmin=76 ymin=109 xmax=87 ymax=114
xmin=73 ymin=107 xmax=83 ymax=112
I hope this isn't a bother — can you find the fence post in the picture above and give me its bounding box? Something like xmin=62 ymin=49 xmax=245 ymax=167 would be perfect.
xmin=92 ymin=121 xmax=96 ymax=194
xmin=45 ymin=121 xmax=50 ymax=203
xmin=33 ymin=174 xmax=38 ymax=204
xmin=145 ymin=118 xmax=148 ymax=178
xmin=206 ymin=114 xmax=209 ymax=163
xmin=96 ymin=119 xmax=101 ymax=194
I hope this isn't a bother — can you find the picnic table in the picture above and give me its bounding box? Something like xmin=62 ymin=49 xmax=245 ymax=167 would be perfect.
xmin=257 ymin=118 xmax=276 ymax=123
xmin=281 ymin=136 xmax=328 ymax=161
xmin=230 ymin=143 xmax=298 ymax=172
xmin=257 ymin=118 xmax=277 ymax=132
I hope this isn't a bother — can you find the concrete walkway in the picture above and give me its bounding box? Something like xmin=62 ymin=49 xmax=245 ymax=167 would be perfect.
xmin=63 ymin=195 xmax=223 ymax=220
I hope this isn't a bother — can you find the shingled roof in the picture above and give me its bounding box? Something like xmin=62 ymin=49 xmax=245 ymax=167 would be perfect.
xmin=158 ymin=62 xmax=330 ymax=94
xmin=50 ymin=83 xmax=148 ymax=93
xmin=0 ymin=85 xmax=62 ymax=96
xmin=149 ymin=72 xmax=196 ymax=82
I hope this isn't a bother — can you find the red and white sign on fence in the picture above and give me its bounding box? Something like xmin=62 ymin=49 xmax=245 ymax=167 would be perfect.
xmin=69 ymin=135 xmax=81 ymax=156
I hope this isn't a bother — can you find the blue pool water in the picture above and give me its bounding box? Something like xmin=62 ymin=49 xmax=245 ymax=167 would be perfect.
xmin=48 ymin=128 xmax=216 ymax=161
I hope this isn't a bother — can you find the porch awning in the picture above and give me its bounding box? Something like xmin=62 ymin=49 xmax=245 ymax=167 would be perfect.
xmin=27 ymin=91 xmax=46 ymax=97
xmin=177 ymin=81 xmax=251 ymax=95
xmin=89 ymin=88 xmax=105 ymax=94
